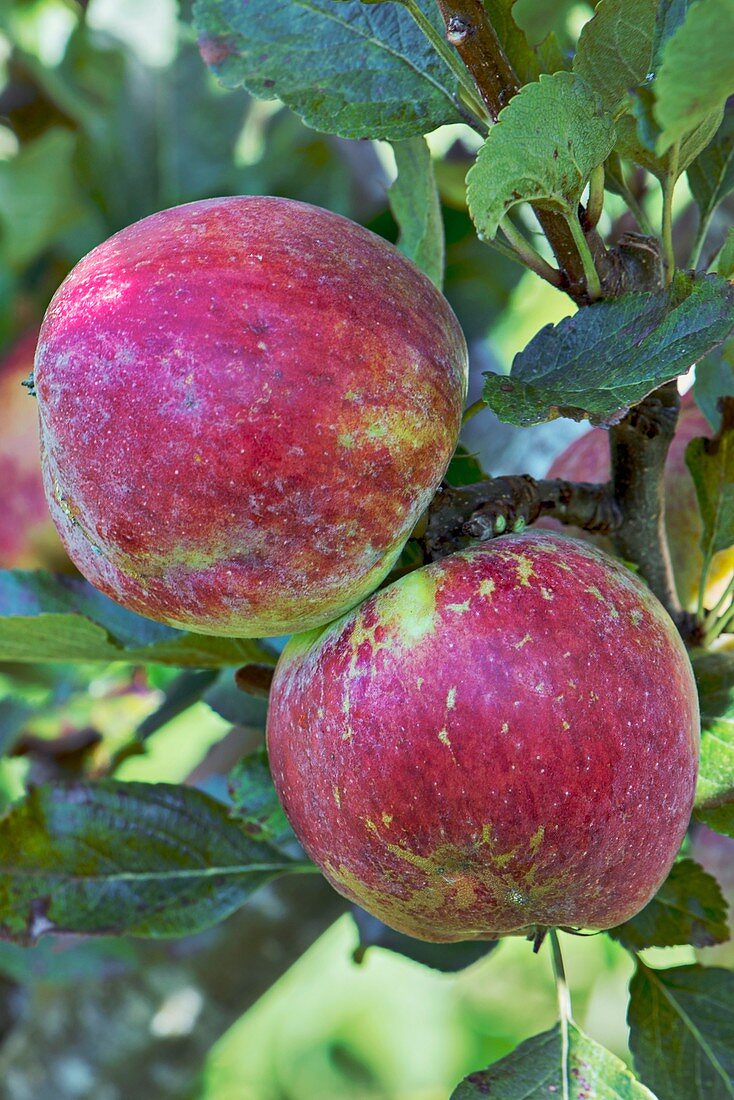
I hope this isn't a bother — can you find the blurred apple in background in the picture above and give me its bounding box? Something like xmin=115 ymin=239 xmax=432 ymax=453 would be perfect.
xmin=0 ymin=330 xmax=70 ymax=572
xmin=544 ymin=390 xmax=734 ymax=610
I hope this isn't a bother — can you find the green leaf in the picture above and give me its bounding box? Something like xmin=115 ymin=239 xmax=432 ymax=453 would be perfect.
xmin=692 ymin=649 xmax=734 ymax=838
xmin=629 ymin=962 xmax=734 ymax=1099
xmin=352 ymin=907 xmax=497 ymax=971
xmin=0 ymin=129 xmax=91 ymax=271
xmin=193 ymin=0 xmax=462 ymax=139
xmin=573 ymin=0 xmax=657 ymax=116
xmin=485 ymin=0 xmax=540 ymax=85
xmin=652 ymin=0 xmax=696 ymax=66
xmin=719 ymin=229 xmax=734 ymax=279
xmin=482 ymin=273 xmax=734 ymax=426
xmin=695 ymin=338 xmax=734 ymax=432
xmin=228 ymin=747 xmax=295 ymax=848
xmin=0 ymin=571 xmax=277 ymax=669
xmin=443 ymin=206 xmax=524 ymax=340
xmin=688 ymin=109 xmax=734 ymax=229
xmin=0 ymin=781 xmax=304 ymax=942
xmin=389 ymin=138 xmax=444 ymax=289
xmin=574 ymin=0 xmax=724 ymax=178
xmin=654 ymin=0 xmax=734 ymax=155
xmin=618 ymin=92 xmax=722 ymax=180
xmin=135 ymin=669 xmax=220 ymax=740
xmin=0 ymin=699 xmax=34 ymax=758
xmin=686 ymin=402 xmax=734 ymax=559
xmin=203 ymin=670 xmax=269 ymax=728
xmin=466 ymin=71 xmax=615 ymax=240
xmin=512 ymin=0 xmax=578 ymax=48
xmin=445 ymin=444 xmax=488 ymax=487
xmin=451 ymin=1022 xmax=656 ymax=1098
xmin=610 ymin=859 xmax=730 ymax=951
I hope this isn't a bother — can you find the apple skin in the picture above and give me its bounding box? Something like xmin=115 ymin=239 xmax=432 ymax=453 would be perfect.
xmin=545 ymin=391 xmax=734 ymax=609
xmin=267 ymin=531 xmax=699 ymax=942
xmin=0 ymin=330 xmax=68 ymax=571
xmin=34 ymin=196 xmax=467 ymax=637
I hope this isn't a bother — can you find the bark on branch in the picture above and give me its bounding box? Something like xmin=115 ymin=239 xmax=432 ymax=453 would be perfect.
xmin=433 ymin=0 xmax=612 ymax=301
xmin=423 ymin=475 xmax=621 ymax=561
xmin=609 ymin=382 xmax=698 ymax=640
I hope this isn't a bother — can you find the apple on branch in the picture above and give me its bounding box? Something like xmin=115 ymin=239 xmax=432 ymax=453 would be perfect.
xmin=267 ymin=531 xmax=699 ymax=942
xmin=34 ymin=196 xmax=467 ymax=637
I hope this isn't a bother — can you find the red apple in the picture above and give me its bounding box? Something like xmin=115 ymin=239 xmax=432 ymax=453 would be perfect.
xmin=267 ymin=531 xmax=699 ymax=942
xmin=544 ymin=391 xmax=734 ymax=609
xmin=0 ymin=330 xmax=68 ymax=571
xmin=34 ymin=197 xmax=467 ymax=637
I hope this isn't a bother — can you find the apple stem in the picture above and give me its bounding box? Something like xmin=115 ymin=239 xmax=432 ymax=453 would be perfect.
xmin=549 ymin=928 xmax=572 ymax=1100
xmin=462 ymin=398 xmax=486 ymax=425
xmin=661 ymin=142 xmax=680 ymax=286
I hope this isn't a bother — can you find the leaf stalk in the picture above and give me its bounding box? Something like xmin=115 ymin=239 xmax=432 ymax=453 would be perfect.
xmin=500 ymin=217 xmax=562 ymax=286
xmin=549 ymin=929 xmax=572 ymax=1100
xmin=585 ymin=164 xmax=605 ymax=230
xmin=661 ymin=141 xmax=681 ymax=284
xmin=564 ymin=210 xmax=602 ymax=300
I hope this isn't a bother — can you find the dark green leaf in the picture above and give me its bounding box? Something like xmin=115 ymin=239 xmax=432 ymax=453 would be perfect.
xmin=352 ymin=907 xmax=496 ymax=971
xmin=512 ymin=0 xmax=578 ymax=48
xmin=136 ymin=670 xmax=220 ymax=739
xmin=228 ymin=747 xmax=295 ymax=848
xmin=688 ymin=109 xmax=734 ymax=228
xmin=193 ymin=0 xmax=462 ymax=139
xmin=0 ymin=699 xmax=33 ymax=758
xmin=692 ymin=650 xmax=734 ymax=837
xmin=467 ymin=71 xmax=616 ymax=239
xmin=0 ymin=571 xmax=278 ymax=669
xmin=573 ymin=0 xmax=657 ymax=116
xmin=629 ymin=962 xmax=734 ymax=1099
xmin=618 ymin=91 xmax=723 ymax=179
xmin=0 ymin=781 xmax=304 ymax=942
xmin=0 ymin=935 xmax=137 ymax=986
xmin=572 ymin=0 xmax=723 ymax=177
xmin=0 ymin=129 xmax=92 ymax=271
xmin=445 ymin=444 xmax=488 ymax=487
xmin=654 ymin=0 xmax=734 ymax=154
xmin=610 ymin=859 xmax=730 ymax=950
xmin=652 ymin=1 xmax=696 ymax=66
xmin=452 ymin=1022 xmax=656 ymax=1098
xmin=443 ymin=206 xmax=524 ymax=340
xmin=485 ymin=0 xmax=540 ymax=85
xmin=686 ymin=401 xmax=734 ymax=559
xmin=719 ymin=229 xmax=734 ymax=279
xmin=482 ymin=273 xmax=734 ymax=426
xmin=389 ymin=137 xmax=444 ymax=288
xmin=695 ymin=338 xmax=734 ymax=431
xmin=203 ymin=671 xmax=269 ymax=728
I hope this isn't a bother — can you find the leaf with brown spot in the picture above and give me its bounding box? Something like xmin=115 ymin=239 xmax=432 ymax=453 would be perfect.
xmin=0 ymin=782 xmax=306 ymax=943
xmin=451 ymin=1021 xmax=656 ymax=1097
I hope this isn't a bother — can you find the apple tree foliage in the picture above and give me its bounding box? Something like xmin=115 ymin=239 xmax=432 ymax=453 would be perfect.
xmin=0 ymin=0 xmax=734 ymax=1095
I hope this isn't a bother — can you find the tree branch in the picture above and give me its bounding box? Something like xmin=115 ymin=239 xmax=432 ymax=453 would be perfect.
xmin=433 ymin=0 xmax=611 ymax=301
xmin=423 ymin=475 xmax=621 ymax=561
xmin=609 ymin=383 xmax=695 ymax=636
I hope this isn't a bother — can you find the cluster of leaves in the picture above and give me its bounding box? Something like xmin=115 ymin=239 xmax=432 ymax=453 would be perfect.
xmin=0 ymin=0 xmax=734 ymax=1097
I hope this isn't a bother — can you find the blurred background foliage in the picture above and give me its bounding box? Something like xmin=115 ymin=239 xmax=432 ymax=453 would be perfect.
xmin=0 ymin=1 xmax=719 ymax=1097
